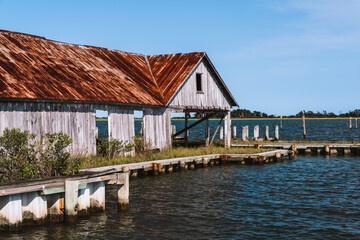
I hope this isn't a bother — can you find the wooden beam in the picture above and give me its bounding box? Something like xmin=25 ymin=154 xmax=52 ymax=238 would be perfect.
xmin=210 ymin=115 xmax=224 ymax=146
xmin=174 ymin=112 xmax=217 ymax=137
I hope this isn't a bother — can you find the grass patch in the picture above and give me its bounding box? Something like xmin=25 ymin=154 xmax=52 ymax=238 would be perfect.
xmin=80 ymin=146 xmax=269 ymax=169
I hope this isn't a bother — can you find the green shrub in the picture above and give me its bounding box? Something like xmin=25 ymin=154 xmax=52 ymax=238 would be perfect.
xmin=0 ymin=128 xmax=38 ymax=182
xmin=133 ymin=135 xmax=152 ymax=155
xmin=0 ymin=128 xmax=77 ymax=183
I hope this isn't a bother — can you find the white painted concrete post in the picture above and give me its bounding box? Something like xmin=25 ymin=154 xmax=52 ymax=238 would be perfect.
xmin=220 ymin=126 xmax=224 ymax=140
xmin=254 ymin=125 xmax=259 ymax=140
xmin=117 ymin=173 xmax=129 ymax=211
xmin=224 ymin=111 xmax=231 ymax=148
xmin=89 ymin=181 xmax=105 ymax=211
xmin=242 ymin=126 xmax=248 ymax=141
xmin=77 ymin=185 xmax=90 ymax=216
xmin=232 ymin=126 xmax=237 ymax=139
xmin=0 ymin=194 xmax=22 ymax=229
xmin=275 ymin=125 xmax=279 ymax=140
xmin=21 ymin=192 xmax=47 ymax=224
xmin=265 ymin=125 xmax=269 ymax=140
xmin=65 ymin=180 xmax=79 ymax=218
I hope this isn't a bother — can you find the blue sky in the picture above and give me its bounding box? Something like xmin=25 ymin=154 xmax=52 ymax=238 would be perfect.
xmin=0 ymin=0 xmax=359 ymax=116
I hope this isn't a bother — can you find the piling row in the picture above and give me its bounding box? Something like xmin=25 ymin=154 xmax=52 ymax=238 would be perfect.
xmin=232 ymin=143 xmax=360 ymax=156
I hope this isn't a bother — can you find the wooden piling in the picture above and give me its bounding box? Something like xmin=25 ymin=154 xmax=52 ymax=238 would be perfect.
xmin=350 ymin=117 xmax=352 ymax=129
xmin=302 ymin=111 xmax=306 ymax=139
xmin=205 ymin=119 xmax=210 ymax=147
xmin=202 ymin=157 xmax=209 ymax=167
xmin=232 ymin=126 xmax=237 ymax=139
xmin=324 ymin=145 xmax=330 ymax=155
xmin=220 ymin=126 xmax=224 ymax=140
xmin=253 ymin=125 xmax=259 ymax=140
xmin=65 ymin=180 xmax=79 ymax=219
xmin=242 ymin=126 xmax=248 ymax=141
xmin=172 ymin=125 xmax=176 ymax=135
xmin=275 ymin=125 xmax=279 ymax=140
xmin=117 ymin=173 xmax=129 ymax=211
xmin=265 ymin=126 xmax=269 ymax=140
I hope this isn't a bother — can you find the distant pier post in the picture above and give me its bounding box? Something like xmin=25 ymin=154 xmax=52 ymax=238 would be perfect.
xmin=232 ymin=126 xmax=237 ymax=139
xmin=254 ymin=125 xmax=259 ymax=140
xmin=242 ymin=126 xmax=248 ymax=141
xmin=205 ymin=119 xmax=210 ymax=147
xmin=265 ymin=125 xmax=269 ymax=140
xmin=280 ymin=116 xmax=283 ymax=129
xmin=172 ymin=125 xmax=176 ymax=135
xmin=220 ymin=126 xmax=224 ymax=140
xmin=302 ymin=110 xmax=306 ymax=139
xmin=350 ymin=117 xmax=352 ymax=129
xmin=275 ymin=125 xmax=279 ymax=140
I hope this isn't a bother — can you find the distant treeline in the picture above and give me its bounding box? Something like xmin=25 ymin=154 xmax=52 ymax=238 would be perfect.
xmin=193 ymin=109 xmax=360 ymax=118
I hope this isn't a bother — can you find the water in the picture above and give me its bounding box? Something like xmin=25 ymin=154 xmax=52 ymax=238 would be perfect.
xmin=97 ymin=119 xmax=360 ymax=142
xmin=4 ymin=156 xmax=360 ymax=239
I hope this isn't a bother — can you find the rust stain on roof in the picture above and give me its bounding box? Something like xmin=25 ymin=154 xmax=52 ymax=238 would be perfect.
xmin=0 ymin=30 xmax=163 ymax=105
xmin=0 ymin=30 xmax=237 ymax=107
xmin=147 ymin=52 xmax=205 ymax=104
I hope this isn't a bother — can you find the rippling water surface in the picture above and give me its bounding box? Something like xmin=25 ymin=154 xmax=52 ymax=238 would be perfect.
xmin=4 ymin=156 xmax=360 ymax=239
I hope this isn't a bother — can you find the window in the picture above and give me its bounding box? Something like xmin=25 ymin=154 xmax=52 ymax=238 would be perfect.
xmin=196 ymin=73 xmax=202 ymax=93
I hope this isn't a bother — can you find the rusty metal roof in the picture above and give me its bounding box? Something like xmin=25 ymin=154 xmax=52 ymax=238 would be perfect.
xmin=0 ymin=30 xmax=237 ymax=107
xmin=148 ymin=53 xmax=238 ymax=107
xmin=0 ymin=30 xmax=163 ymax=106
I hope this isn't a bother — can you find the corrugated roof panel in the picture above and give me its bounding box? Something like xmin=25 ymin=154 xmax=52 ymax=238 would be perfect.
xmin=0 ymin=30 xmax=164 ymax=105
xmin=147 ymin=52 xmax=205 ymax=103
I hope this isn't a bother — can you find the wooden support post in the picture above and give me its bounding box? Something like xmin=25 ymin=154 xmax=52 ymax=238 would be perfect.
xmin=302 ymin=111 xmax=306 ymax=139
xmin=205 ymin=119 xmax=210 ymax=147
xmin=324 ymin=145 xmax=330 ymax=155
xmin=89 ymin=181 xmax=105 ymax=211
xmin=21 ymin=192 xmax=47 ymax=224
xmin=202 ymin=157 xmax=209 ymax=167
xmin=232 ymin=126 xmax=237 ymax=139
xmin=253 ymin=125 xmax=259 ymax=140
xmin=65 ymin=180 xmax=79 ymax=219
xmin=350 ymin=117 xmax=352 ymax=129
xmin=280 ymin=116 xmax=283 ymax=129
xmin=224 ymin=111 xmax=231 ymax=148
xmin=0 ymin=194 xmax=22 ymax=230
xmin=179 ymin=160 xmax=186 ymax=169
xmin=117 ymin=173 xmax=129 ymax=211
xmin=220 ymin=126 xmax=224 ymax=140
xmin=275 ymin=125 xmax=279 ymax=140
xmin=210 ymin=115 xmax=224 ymax=146
xmin=95 ymin=127 xmax=99 ymax=139
xmin=172 ymin=125 xmax=176 ymax=135
xmin=265 ymin=126 xmax=269 ymax=140
xmin=185 ymin=112 xmax=189 ymax=147
xmin=242 ymin=126 xmax=248 ymax=141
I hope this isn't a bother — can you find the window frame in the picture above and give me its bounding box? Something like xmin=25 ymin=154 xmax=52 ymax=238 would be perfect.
xmin=196 ymin=73 xmax=203 ymax=94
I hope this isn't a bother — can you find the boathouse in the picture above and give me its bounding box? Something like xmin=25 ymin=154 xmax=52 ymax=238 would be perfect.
xmin=0 ymin=30 xmax=238 ymax=155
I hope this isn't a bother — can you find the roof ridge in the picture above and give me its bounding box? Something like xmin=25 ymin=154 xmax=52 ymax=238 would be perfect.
xmin=145 ymin=55 xmax=165 ymax=104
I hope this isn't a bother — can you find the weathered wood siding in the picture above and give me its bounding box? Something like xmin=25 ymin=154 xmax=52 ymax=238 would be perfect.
xmin=0 ymin=101 xmax=96 ymax=155
xmin=108 ymin=108 xmax=135 ymax=155
xmin=168 ymin=60 xmax=232 ymax=110
xmin=143 ymin=108 xmax=171 ymax=150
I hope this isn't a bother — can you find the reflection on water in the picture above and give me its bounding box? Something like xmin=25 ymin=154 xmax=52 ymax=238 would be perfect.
xmin=96 ymin=119 xmax=360 ymax=142
xmin=4 ymin=156 xmax=360 ymax=239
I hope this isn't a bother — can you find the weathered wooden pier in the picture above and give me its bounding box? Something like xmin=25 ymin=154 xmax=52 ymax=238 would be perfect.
xmin=0 ymin=171 xmax=129 ymax=230
xmin=0 ymin=149 xmax=293 ymax=231
xmin=232 ymin=143 xmax=360 ymax=155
